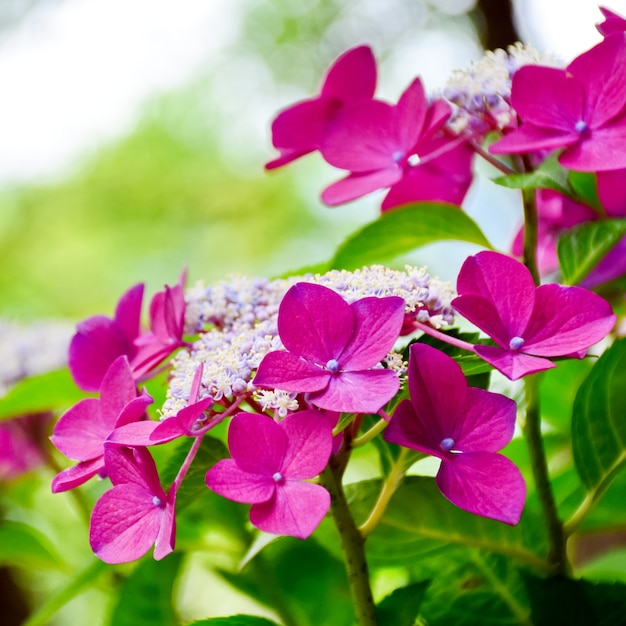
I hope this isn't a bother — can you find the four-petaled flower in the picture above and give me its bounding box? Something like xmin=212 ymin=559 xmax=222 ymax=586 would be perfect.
xmin=265 ymin=45 xmax=376 ymax=170
xmin=253 ymin=282 xmax=405 ymax=413
xmin=452 ymin=251 xmax=616 ymax=380
xmin=384 ymin=343 xmax=525 ymax=524
xmin=490 ymin=33 xmax=626 ymax=171
xmin=89 ymin=445 xmax=176 ymax=564
xmin=206 ymin=410 xmax=332 ymax=539
xmin=319 ymin=77 xmax=473 ymax=210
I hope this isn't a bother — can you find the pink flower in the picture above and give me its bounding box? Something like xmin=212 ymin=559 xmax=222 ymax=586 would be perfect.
xmin=0 ymin=413 xmax=51 ymax=481
xmin=384 ymin=343 xmax=525 ymax=524
xmin=89 ymin=446 xmax=175 ymax=563
xmin=206 ymin=411 xmax=331 ymax=539
xmin=490 ymin=33 xmax=626 ymax=171
xmin=51 ymin=356 xmax=153 ymax=492
xmin=319 ymin=78 xmax=473 ymax=209
xmin=253 ymin=282 xmax=404 ymax=413
xmin=451 ymin=251 xmax=617 ymax=380
xmin=266 ymin=46 xmax=376 ymax=170
xmin=68 ymin=283 xmax=143 ymax=392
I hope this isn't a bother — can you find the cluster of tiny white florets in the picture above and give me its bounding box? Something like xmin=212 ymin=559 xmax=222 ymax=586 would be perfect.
xmin=162 ymin=265 xmax=454 ymax=416
xmin=442 ymin=42 xmax=563 ymax=134
xmin=0 ymin=320 xmax=74 ymax=396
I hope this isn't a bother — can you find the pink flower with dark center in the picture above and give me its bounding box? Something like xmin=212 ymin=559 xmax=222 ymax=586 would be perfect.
xmin=384 ymin=343 xmax=525 ymax=524
xmin=89 ymin=445 xmax=175 ymax=564
xmin=253 ymin=282 xmax=404 ymax=413
xmin=68 ymin=283 xmax=143 ymax=392
xmin=319 ymin=77 xmax=474 ymax=209
xmin=266 ymin=45 xmax=376 ymax=170
xmin=206 ymin=410 xmax=332 ymax=539
xmin=51 ymin=356 xmax=153 ymax=492
xmin=451 ymin=251 xmax=617 ymax=380
xmin=490 ymin=33 xmax=626 ymax=171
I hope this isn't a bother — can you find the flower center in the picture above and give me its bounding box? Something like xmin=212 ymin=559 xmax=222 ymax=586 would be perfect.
xmin=575 ymin=120 xmax=588 ymax=134
xmin=152 ymin=496 xmax=163 ymax=507
xmin=325 ymin=359 xmax=340 ymax=373
xmin=440 ymin=437 xmax=455 ymax=452
xmin=272 ymin=472 xmax=284 ymax=483
xmin=407 ymin=153 xmax=421 ymax=167
xmin=509 ymin=336 xmax=525 ymax=350
xmin=392 ymin=150 xmax=404 ymax=163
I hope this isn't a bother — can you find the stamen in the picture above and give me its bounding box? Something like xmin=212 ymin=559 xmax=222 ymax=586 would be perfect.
xmin=272 ymin=472 xmax=284 ymax=483
xmin=326 ymin=359 xmax=340 ymax=372
xmin=152 ymin=496 xmax=163 ymax=507
xmin=407 ymin=153 xmax=421 ymax=166
xmin=509 ymin=336 xmax=525 ymax=350
xmin=440 ymin=437 xmax=455 ymax=452
xmin=575 ymin=120 xmax=588 ymax=133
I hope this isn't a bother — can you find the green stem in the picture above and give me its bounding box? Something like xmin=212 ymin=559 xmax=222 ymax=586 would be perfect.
xmin=359 ymin=448 xmax=408 ymax=538
xmin=319 ymin=463 xmax=377 ymax=626
xmin=352 ymin=418 xmax=388 ymax=448
xmin=523 ymin=375 xmax=568 ymax=575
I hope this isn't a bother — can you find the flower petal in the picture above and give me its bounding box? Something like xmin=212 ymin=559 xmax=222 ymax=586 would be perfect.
xmin=206 ymin=458 xmax=275 ymax=504
xmin=280 ymin=411 xmax=333 ymax=479
xmin=51 ymin=457 xmax=103 ymax=492
xmin=250 ymin=481 xmax=330 ymax=539
xmin=321 ymin=45 xmax=376 ymax=101
xmin=254 ymin=350 xmax=330 ymax=393
xmin=436 ymin=452 xmax=526 ymax=525
xmin=321 ymin=168 xmax=402 ymax=206
xmin=474 ymin=345 xmax=555 ymax=380
xmin=308 ymin=369 xmax=399 ymax=413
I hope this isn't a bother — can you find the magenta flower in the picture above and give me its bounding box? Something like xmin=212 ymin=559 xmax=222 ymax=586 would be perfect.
xmin=89 ymin=445 xmax=175 ymax=563
xmin=451 ymin=251 xmax=617 ymax=380
xmin=597 ymin=6 xmax=626 ymax=36
xmin=253 ymin=282 xmax=404 ymax=413
xmin=490 ymin=33 xmax=626 ymax=171
xmin=384 ymin=343 xmax=525 ymax=524
xmin=265 ymin=45 xmax=376 ymax=170
xmin=319 ymin=77 xmax=473 ymax=209
xmin=206 ymin=411 xmax=332 ymax=539
xmin=51 ymin=356 xmax=153 ymax=492
xmin=68 ymin=283 xmax=143 ymax=392
xmin=0 ymin=413 xmax=51 ymax=481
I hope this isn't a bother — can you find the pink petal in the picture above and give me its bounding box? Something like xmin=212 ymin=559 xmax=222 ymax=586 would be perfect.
xmin=104 ymin=446 xmax=166 ymax=496
xmin=277 ymin=283 xmax=355 ymax=364
xmin=99 ymin=356 xmax=140 ymax=422
xmin=107 ymin=420 xmax=164 ymax=447
xmin=253 ymin=350 xmax=331 ymax=393
xmin=51 ymin=457 xmax=103 ymax=492
xmin=51 ymin=398 xmax=107 ymax=460
xmin=490 ymin=123 xmax=581 ymax=157
xmin=89 ymin=483 xmax=164 ymax=564
xmin=321 ymin=168 xmax=402 ymax=205
xmin=454 ymin=252 xmax=536 ymax=343
xmin=321 ymin=45 xmax=376 ymax=101
xmin=436 ymin=452 xmax=526 ymax=525
xmin=597 ymin=7 xmax=626 ymax=36
xmin=393 ymin=78 xmax=429 ymax=151
xmin=206 ymin=458 xmax=275 ymax=504
xmin=559 ymin=119 xmax=626 ymax=171
xmin=474 ymin=345 xmax=556 ymax=380
xmin=523 ymin=284 xmax=616 ymax=355
xmin=280 ymin=411 xmax=333 ymax=479
xmin=68 ymin=315 xmax=132 ymax=392
xmin=308 ymin=369 xmax=399 ymax=413
xmin=113 ymin=283 xmax=144 ymax=345
xmin=454 ymin=388 xmax=517 ymax=452
xmin=153 ymin=491 xmax=176 ymax=561
xmin=384 ymin=398 xmax=441 ymax=457
xmin=597 ymin=168 xmax=626 ymax=216
xmin=228 ymin=412 xmax=287 ymax=474
xmin=320 ymin=100 xmax=400 ymax=171
xmin=340 ymin=296 xmax=404 ymax=369
xmin=250 ymin=481 xmax=330 ymax=539
xmin=568 ymin=32 xmax=626 ymax=127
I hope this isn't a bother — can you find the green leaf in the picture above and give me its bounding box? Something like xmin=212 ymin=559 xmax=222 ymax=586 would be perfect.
xmin=187 ymin=617 xmax=279 ymax=626
xmin=346 ymin=477 xmax=547 ymax=569
xmin=330 ymin=203 xmax=493 ymax=270
xmin=493 ymin=152 xmax=571 ymax=196
xmin=557 ymin=219 xmax=626 ymax=285
xmin=0 ymin=520 xmax=66 ymax=570
xmin=375 ymin=580 xmax=430 ymax=626
xmin=572 ymin=338 xmax=626 ymax=493
xmin=0 ymin=369 xmax=86 ymax=421
xmin=568 ymin=170 xmax=602 ymax=212
xmin=524 ymin=573 xmax=626 ymax=626
xmin=108 ymin=553 xmax=183 ymax=626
